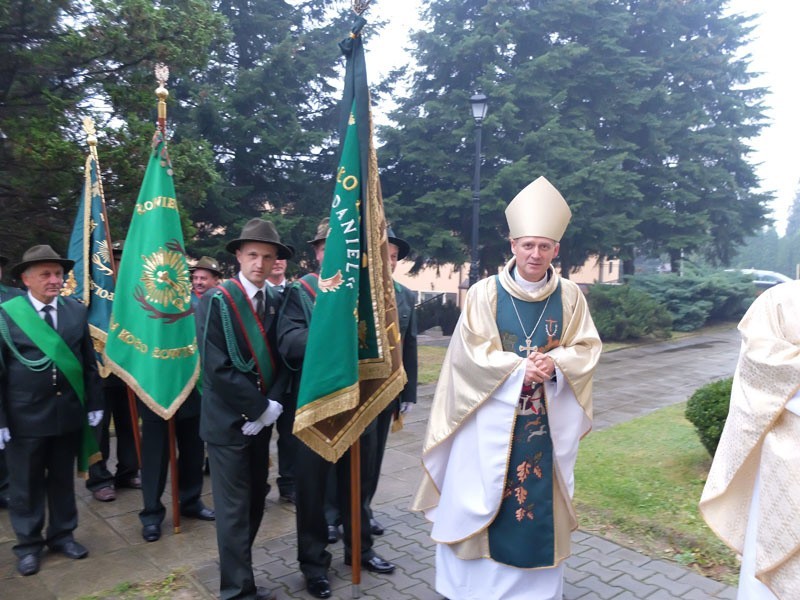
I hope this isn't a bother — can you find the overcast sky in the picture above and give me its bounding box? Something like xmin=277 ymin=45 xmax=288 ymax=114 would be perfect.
xmin=363 ymin=0 xmax=798 ymax=234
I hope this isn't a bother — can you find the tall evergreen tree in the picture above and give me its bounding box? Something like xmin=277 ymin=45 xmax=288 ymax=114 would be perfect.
xmin=0 ymin=0 xmax=225 ymax=260
xmin=786 ymin=185 xmax=800 ymax=239
xmin=622 ymin=0 xmax=769 ymax=273
xmin=175 ymin=0 xmax=367 ymax=270
xmin=379 ymin=0 xmax=768 ymax=278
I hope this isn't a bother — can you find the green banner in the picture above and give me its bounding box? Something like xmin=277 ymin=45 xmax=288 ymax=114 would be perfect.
xmin=63 ymin=150 xmax=115 ymax=376
xmin=296 ymin=101 xmax=362 ymax=418
xmin=103 ymin=130 xmax=199 ymax=418
xmin=293 ymin=16 xmax=406 ymax=462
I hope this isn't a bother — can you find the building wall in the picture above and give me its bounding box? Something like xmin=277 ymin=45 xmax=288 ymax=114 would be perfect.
xmin=394 ymin=255 xmax=621 ymax=308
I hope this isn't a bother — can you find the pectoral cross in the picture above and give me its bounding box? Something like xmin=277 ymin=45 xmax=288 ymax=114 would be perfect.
xmin=519 ymin=337 xmax=538 ymax=357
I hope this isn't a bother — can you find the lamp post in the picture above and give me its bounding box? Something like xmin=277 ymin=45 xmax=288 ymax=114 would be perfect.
xmin=468 ymin=91 xmax=488 ymax=287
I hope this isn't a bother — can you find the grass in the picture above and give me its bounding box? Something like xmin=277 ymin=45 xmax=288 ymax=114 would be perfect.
xmin=78 ymin=570 xmax=198 ymax=600
xmin=416 ymin=322 xmax=740 ymax=584
xmin=418 ymin=345 xmax=447 ymax=384
xmin=573 ymin=402 xmax=739 ymax=584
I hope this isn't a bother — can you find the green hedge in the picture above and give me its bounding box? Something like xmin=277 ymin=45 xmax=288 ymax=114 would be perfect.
xmin=629 ymin=273 xmax=754 ymax=332
xmin=685 ymin=378 xmax=732 ymax=456
xmin=587 ymin=284 xmax=672 ymax=341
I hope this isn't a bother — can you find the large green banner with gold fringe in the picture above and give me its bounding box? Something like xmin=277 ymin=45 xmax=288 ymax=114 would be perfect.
xmin=103 ymin=129 xmax=199 ymax=419
xmin=294 ymin=15 xmax=406 ymax=462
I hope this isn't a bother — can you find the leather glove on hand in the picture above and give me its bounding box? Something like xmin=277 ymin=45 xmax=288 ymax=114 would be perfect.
xmin=0 ymin=427 xmax=10 ymax=450
xmin=241 ymin=399 xmax=284 ymax=435
xmin=88 ymin=410 xmax=104 ymax=427
xmin=400 ymin=402 xmax=414 ymax=415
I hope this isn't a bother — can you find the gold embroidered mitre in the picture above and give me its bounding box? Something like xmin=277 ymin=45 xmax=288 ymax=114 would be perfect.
xmin=505 ymin=176 xmax=572 ymax=241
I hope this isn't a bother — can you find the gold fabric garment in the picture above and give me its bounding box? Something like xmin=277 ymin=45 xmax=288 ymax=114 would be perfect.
xmin=412 ymin=258 xmax=601 ymax=561
xmin=700 ymin=280 xmax=800 ymax=598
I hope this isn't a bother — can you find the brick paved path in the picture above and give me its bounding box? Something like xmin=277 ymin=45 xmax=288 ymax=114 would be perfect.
xmin=0 ymin=327 xmax=742 ymax=599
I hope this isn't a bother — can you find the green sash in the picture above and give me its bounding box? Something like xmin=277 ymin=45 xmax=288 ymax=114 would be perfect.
xmin=296 ymin=273 xmax=319 ymax=323
xmin=2 ymin=296 xmax=85 ymax=400
xmin=213 ymin=279 xmax=275 ymax=393
xmin=0 ymin=296 xmax=100 ymax=473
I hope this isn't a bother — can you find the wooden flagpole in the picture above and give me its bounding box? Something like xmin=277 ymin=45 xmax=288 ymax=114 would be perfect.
xmin=348 ymin=2 xmax=371 ymax=596
xmin=350 ymin=437 xmax=362 ymax=597
xmin=154 ymin=64 xmax=181 ymax=534
xmin=82 ymin=117 xmax=143 ymax=469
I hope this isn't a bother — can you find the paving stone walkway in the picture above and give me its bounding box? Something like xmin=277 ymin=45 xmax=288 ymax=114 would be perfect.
xmin=0 ymin=327 xmax=742 ymax=599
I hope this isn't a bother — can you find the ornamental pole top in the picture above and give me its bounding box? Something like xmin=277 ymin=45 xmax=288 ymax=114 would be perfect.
xmin=82 ymin=117 xmax=97 ymax=148
xmin=351 ymin=0 xmax=371 ymax=15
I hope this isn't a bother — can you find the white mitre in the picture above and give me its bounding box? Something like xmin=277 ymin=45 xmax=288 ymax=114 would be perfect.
xmin=505 ymin=176 xmax=572 ymax=241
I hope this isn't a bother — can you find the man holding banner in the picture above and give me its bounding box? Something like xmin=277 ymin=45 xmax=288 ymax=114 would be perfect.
xmin=199 ymin=217 xmax=292 ymax=600
xmin=278 ymin=12 xmax=406 ymax=598
xmin=278 ymin=219 xmax=397 ymax=599
xmin=0 ymin=245 xmax=104 ymax=576
xmin=104 ymin=74 xmax=205 ymax=545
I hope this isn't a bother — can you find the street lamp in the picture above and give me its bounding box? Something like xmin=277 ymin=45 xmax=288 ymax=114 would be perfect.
xmin=469 ymin=91 xmax=488 ymax=287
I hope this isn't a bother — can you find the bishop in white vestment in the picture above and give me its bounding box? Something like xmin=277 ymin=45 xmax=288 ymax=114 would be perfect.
xmin=411 ymin=177 xmax=602 ymax=600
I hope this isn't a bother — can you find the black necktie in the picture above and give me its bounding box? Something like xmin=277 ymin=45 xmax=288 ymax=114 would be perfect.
xmin=42 ymin=305 xmax=55 ymax=328
xmin=254 ymin=290 xmax=265 ymax=320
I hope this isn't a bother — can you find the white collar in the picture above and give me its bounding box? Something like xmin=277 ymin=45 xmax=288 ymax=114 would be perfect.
xmin=28 ymin=292 xmax=58 ymax=313
xmin=237 ymin=272 xmax=268 ymax=300
xmin=513 ymin=267 xmax=547 ymax=293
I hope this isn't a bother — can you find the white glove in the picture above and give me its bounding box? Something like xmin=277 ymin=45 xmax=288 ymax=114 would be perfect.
xmin=400 ymin=402 xmax=414 ymax=415
xmin=241 ymin=400 xmax=284 ymax=436
xmin=88 ymin=410 xmax=104 ymax=427
xmin=0 ymin=427 xmax=10 ymax=450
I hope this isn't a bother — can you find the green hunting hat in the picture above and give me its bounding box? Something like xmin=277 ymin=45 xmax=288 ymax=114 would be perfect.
xmin=190 ymin=256 xmax=223 ymax=277
xmin=387 ymin=226 xmax=410 ymax=261
xmin=307 ymin=217 xmax=330 ymax=246
xmin=12 ymin=245 xmax=74 ymax=279
xmin=226 ymin=218 xmax=294 ymax=259
xmin=111 ymin=240 xmax=125 ymax=258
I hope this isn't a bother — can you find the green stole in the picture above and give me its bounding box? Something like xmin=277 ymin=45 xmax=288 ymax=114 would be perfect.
xmin=0 ymin=296 xmax=100 ymax=473
xmin=212 ymin=279 xmax=275 ymax=393
xmin=488 ymin=275 xmax=563 ymax=568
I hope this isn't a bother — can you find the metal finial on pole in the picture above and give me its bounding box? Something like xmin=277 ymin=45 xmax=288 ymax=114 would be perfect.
xmin=82 ymin=117 xmax=98 ymax=160
xmin=154 ymin=63 xmax=170 ymax=134
xmin=351 ymin=0 xmax=371 ymax=15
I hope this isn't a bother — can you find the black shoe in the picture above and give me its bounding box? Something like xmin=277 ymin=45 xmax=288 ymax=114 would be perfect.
xmin=370 ymin=517 xmax=385 ymax=536
xmin=50 ymin=540 xmax=88 ymax=559
xmin=255 ymin=586 xmax=276 ymax=600
xmin=181 ymin=506 xmax=215 ymax=521
xmin=115 ymin=475 xmax=142 ymax=489
xmin=279 ymin=490 xmax=296 ymax=504
xmin=92 ymin=486 xmax=116 ymax=502
xmin=344 ymin=554 xmax=396 ymax=574
xmin=142 ymin=524 xmax=161 ymax=542
xmin=326 ymin=525 xmax=338 ymax=544
xmin=0 ymin=495 xmax=9 ymax=509
xmin=306 ymin=576 xmax=332 ymax=599
xmin=17 ymin=553 xmax=40 ymax=576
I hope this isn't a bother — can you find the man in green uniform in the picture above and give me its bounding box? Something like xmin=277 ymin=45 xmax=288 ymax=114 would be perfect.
xmin=199 ymin=218 xmax=292 ymax=600
xmin=364 ymin=228 xmax=417 ymax=534
xmin=277 ymin=218 xmax=395 ymax=600
xmin=0 ymin=245 xmax=104 ymax=576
